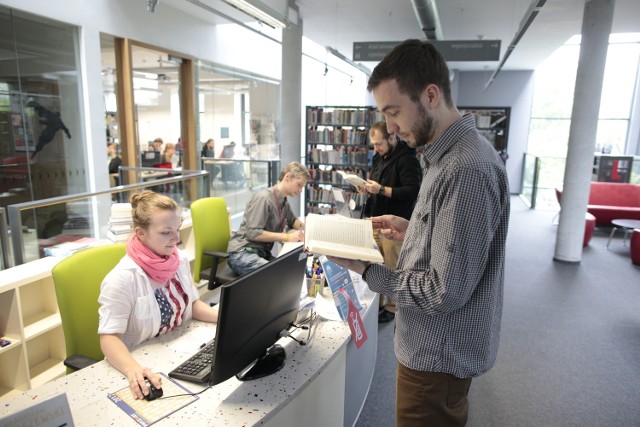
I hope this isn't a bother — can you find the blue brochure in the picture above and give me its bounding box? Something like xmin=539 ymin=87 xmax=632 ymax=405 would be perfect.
xmin=319 ymin=255 xmax=362 ymax=321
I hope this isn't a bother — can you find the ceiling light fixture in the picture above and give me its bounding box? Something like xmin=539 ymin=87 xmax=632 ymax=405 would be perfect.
xmin=220 ymin=0 xmax=287 ymax=29
xmin=484 ymin=0 xmax=547 ymax=90
xmin=147 ymin=0 xmax=159 ymax=13
xmin=325 ymin=46 xmax=371 ymax=77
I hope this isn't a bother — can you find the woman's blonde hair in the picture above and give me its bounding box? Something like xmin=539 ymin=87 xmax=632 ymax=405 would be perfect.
xmin=279 ymin=161 xmax=311 ymax=181
xmin=129 ymin=190 xmax=179 ymax=230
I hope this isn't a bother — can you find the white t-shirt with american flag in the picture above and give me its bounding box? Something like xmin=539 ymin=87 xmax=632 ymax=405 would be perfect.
xmin=98 ymin=251 xmax=199 ymax=349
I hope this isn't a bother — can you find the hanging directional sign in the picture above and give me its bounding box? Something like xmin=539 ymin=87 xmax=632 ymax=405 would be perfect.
xmin=353 ymin=40 xmax=501 ymax=62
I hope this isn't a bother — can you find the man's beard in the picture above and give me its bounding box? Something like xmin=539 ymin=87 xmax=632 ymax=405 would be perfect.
xmin=411 ymin=102 xmax=435 ymax=148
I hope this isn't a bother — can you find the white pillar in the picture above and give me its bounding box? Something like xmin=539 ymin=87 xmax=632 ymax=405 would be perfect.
xmin=281 ymin=2 xmax=303 ymax=214
xmin=554 ymin=0 xmax=615 ymax=263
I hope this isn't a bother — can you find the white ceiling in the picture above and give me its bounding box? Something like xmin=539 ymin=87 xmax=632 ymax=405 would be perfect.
xmin=296 ymin=0 xmax=640 ymax=72
xmin=165 ymin=0 xmax=640 ymax=74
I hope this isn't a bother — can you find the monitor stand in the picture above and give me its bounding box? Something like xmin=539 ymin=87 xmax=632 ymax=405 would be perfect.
xmin=236 ymin=344 xmax=286 ymax=381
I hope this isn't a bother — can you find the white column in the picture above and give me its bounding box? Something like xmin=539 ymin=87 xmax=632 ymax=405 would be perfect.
xmin=554 ymin=0 xmax=615 ymax=263
xmin=281 ymin=2 xmax=303 ymax=215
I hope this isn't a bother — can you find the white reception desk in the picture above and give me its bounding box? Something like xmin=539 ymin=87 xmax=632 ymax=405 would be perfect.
xmin=0 ymin=288 xmax=379 ymax=427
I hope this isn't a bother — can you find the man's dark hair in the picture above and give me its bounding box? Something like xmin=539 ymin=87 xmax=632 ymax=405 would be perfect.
xmin=367 ymin=39 xmax=453 ymax=108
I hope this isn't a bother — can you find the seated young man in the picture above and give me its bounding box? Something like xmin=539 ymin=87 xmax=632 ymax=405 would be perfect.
xmin=226 ymin=162 xmax=309 ymax=276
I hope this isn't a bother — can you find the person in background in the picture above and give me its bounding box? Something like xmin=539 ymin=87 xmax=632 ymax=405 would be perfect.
xmin=161 ymin=143 xmax=176 ymax=166
xmin=219 ymin=141 xmax=236 ymax=159
xmin=226 ymin=162 xmax=309 ymax=276
xmin=330 ymin=39 xmax=510 ymax=426
xmin=98 ymin=191 xmax=218 ymax=399
xmin=107 ymin=141 xmax=122 ymax=174
xmin=150 ymin=138 xmax=163 ymax=152
xmin=201 ymin=139 xmax=216 ymax=157
xmin=201 ymin=139 xmax=219 ymax=183
xmin=359 ymin=121 xmax=421 ymax=323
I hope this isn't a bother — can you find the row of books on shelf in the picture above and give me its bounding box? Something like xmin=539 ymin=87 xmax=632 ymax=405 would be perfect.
xmin=308 ymin=148 xmax=370 ymax=165
xmin=306 ymin=107 xmax=384 ymax=126
xmin=308 ymin=168 xmax=367 ymax=185
xmin=306 ymin=128 xmax=369 ymax=145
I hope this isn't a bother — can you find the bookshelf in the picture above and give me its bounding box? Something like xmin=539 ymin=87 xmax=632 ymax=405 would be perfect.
xmin=458 ymin=107 xmax=510 ymax=162
xmin=305 ymin=106 xmax=383 ymax=215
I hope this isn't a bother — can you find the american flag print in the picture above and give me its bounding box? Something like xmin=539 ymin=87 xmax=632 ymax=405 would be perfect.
xmin=154 ymin=277 xmax=190 ymax=336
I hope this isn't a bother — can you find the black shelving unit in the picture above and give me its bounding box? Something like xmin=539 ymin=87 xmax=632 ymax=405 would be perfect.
xmin=458 ymin=106 xmax=510 ymax=163
xmin=304 ymin=106 xmax=383 ymax=215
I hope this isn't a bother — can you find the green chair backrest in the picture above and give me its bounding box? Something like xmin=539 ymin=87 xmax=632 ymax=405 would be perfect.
xmin=191 ymin=197 xmax=231 ymax=281
xmin=52 ymin=243 xmax=126 ymax=365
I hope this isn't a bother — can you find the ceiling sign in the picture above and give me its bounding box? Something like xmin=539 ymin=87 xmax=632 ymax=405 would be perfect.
xmin=353 ymin=40 xmax=501 ymax=62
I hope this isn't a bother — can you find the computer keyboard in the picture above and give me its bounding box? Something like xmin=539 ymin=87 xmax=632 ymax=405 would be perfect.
xmin=168 ymin=340 xmax=215 ymax=383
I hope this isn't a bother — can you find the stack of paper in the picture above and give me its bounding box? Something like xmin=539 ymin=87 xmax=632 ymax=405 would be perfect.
xmin=44 ymin=237 xmax=95 ymax=257
xmin=107 ymin=203 xmax=133 ymax=243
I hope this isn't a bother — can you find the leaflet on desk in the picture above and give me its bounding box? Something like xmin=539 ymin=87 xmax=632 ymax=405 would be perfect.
xmin=319 ymin=255 xmax=362 ymax=321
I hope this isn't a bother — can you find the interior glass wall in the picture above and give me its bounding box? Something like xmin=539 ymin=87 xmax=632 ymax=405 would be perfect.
xmin=527 ymin=33 xmax=640 ymax=209
xmin=195 ymin=61 xmax=281 ymax=216
xmin=0 ymin=6 xmax=85 ymax=238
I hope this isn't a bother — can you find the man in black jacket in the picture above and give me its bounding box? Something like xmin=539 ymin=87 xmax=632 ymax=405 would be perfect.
xmin=361 ymin=121 xmax=422 ymax=322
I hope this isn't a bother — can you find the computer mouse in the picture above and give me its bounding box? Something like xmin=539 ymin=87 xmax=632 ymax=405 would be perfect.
xmin=143 ymin=377 xmax=163 ymax=401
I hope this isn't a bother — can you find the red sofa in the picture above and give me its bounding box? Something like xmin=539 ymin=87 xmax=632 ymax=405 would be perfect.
xmin=558 ymin=183 xmax=640 ymax=226
xmin=586 ymin=182 xmax=640 ymax=226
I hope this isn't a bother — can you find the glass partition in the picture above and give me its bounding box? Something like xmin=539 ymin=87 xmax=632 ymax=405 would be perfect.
xmin=201 ymin=158 xmax=280 ymax=216
xmin=7 ymin=169 xmax=209 ymax=266
xmin=0 ymin=7 xmax=86 ymax=211
xmin=195 ymin=61 xmax=281 ymax=163
xmin=520 ymin=153 xmax=539 ymax=208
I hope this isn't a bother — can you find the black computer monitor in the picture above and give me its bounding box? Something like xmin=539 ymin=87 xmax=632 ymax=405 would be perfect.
xmin=208 ymin=245 xmax=308 ymax=386
xmin=140 ymin=151 xmax=162 ymax=167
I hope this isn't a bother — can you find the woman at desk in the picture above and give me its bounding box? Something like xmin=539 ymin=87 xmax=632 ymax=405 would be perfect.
xmin=98 ymin=191 xmax=218 ymax=399
xmin=160 ymin=143 xmax=176 ymax=168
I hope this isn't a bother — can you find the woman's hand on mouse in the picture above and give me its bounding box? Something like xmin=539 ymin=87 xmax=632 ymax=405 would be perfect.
xmin=127 ymin=366 xmax=161 ymax=399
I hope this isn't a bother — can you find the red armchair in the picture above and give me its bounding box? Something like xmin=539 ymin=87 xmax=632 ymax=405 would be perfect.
xmin=631 ymin=229 xmax=640 ymax=266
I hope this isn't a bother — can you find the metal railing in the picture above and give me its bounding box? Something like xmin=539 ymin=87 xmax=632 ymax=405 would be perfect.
xmin=0 ymin=208 xmax=9 ymax=270
xmin=7 ymin=168 xmax=209 ymax=266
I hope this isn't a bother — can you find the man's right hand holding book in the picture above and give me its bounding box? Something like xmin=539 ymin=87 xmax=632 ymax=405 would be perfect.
xmin=370 ymin=214 xmax=408 ymax=241
xmin=328 ymin=214 xmax=408 ymax=275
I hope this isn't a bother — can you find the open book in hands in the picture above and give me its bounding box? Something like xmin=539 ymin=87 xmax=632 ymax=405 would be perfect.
xmin=337 ymin=170 xmax=367 ymax=189
xmin=304 ymin=213 xmax=383 ymax=263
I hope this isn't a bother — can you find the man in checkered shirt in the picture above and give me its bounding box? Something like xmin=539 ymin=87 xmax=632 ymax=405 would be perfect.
xmin=331 ymin=39 xmax=510 ymax=426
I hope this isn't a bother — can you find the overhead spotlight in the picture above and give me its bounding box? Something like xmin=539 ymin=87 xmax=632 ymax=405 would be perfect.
xmin=220 ymin=0 xmax=287 ymax=29
xmin=323 ymin=64 xmax=328 ymax=76
xmin=147 ymin=0 xmax=159 ymax=13
xmin=349 ymin=76 xmax=353 ymax=85
xmin=325 ymin=46 xmax=371 ymax=76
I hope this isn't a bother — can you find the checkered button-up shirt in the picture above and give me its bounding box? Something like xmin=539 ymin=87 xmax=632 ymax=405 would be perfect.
xmin=364 ymin=114 xmax=510 ymax=378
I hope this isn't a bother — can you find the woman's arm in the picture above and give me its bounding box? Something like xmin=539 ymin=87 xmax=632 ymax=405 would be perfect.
xmin=192 ymin=299 xmax=218 ymax=323
xmin=100 ymin=334 xmax=160 ymax=400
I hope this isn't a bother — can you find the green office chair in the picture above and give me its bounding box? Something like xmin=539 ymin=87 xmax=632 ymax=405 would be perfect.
xmin=52 ymin=243 xmax=126 ymax=373
xmin=191 ymin=197 xmax=238 ymax=290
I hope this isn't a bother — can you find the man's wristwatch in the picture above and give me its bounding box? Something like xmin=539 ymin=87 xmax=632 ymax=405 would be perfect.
xmin=378 ymin=186 xmax=385 ymax=195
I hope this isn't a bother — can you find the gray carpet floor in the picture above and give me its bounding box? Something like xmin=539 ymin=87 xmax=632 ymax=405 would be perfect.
xmin=356 ymin=196 xmax=640 ymax=427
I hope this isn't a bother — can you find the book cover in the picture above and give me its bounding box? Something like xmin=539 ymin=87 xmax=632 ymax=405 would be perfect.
xmin=319 ymin=255 xmax=362 ymax=321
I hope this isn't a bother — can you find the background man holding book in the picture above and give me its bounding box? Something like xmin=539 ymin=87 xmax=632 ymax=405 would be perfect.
xmin=227 ymin=162 xmax=310 ymax=276
xmin=359 ymin=120 xmax=421 ymax=323
xmin=330 ymin=40 xmax=510 ymax=426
